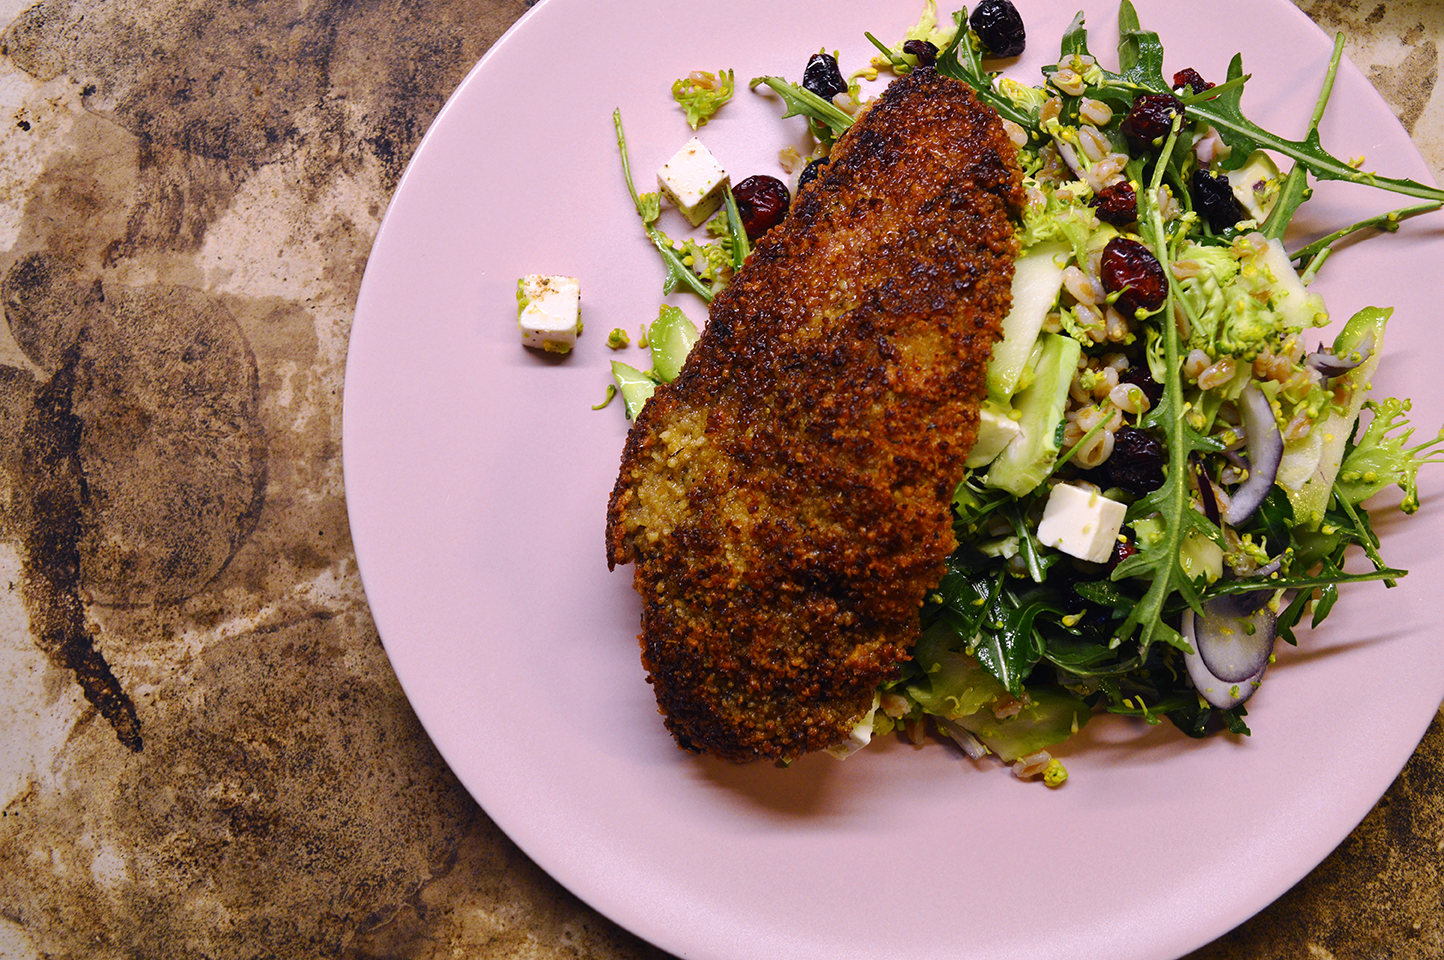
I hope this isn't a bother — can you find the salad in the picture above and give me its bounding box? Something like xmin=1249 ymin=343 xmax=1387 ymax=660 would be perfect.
xmin=601 ymin=0 xmax=1444 ymax=783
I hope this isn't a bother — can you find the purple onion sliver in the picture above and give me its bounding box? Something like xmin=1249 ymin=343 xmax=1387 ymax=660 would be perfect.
xmin=1304 ymin=331 xmax=1375 ymax=379
xmin=1222 ymin=382 xmax=1283 ymax=526
xmin=1192 ymin=452 xmax=1221 ymax=526
xmin=1252 ymin=556 xmax=1283 ymax=578
xmin=1182 ymin=608 xmax=1270 ymax=710
xmin=1193 ymin=593 xmax=1277 ymax=683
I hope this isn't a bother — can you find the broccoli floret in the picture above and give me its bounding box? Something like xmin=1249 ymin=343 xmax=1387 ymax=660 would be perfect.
xmin=1176 ymin=235 xmax=1327 ymax=362
xmin=998 ymin=76 xmax=1047 ymax=114
xmin=1336 ymin=398 xmax=1444 ymax=513
xmin=1043 ymin=757 xmax=1068 ymax=788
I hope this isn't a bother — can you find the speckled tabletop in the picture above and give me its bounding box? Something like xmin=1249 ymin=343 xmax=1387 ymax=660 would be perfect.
xmin=0 ymin=0 xmax=1438 ymax=957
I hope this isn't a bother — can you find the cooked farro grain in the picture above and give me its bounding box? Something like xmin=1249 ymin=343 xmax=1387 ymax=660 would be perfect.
xmin=1110 ymin=381 xmax=1150 ymax=415
xmin=1063 ymin=265 xmax=1104 ymax=305
xmin=1053 ymin=68 xmax=1086 ymax=97
xmin=1079 ymin=97 xmax=1113 ymax=127
xmin=1079 ymin=124 xmax=1111 ymax=163
xmin=1197 ymin=357 xmax=1237 ymax=390
xmin=1184 ymin=348 xmax=1212 ymax=380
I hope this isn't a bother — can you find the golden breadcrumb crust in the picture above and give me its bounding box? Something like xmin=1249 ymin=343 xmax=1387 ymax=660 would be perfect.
xmin=607 ymin=68 xmax=1024 ymax=762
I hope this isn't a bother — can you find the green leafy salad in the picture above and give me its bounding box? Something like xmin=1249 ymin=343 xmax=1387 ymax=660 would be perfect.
xmin=605 ymin=0 xmax=1444 ymax=783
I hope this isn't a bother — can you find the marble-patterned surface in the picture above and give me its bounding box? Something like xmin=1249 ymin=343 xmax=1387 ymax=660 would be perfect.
xmin=0 ymin=0 xmax=1437 ymax=957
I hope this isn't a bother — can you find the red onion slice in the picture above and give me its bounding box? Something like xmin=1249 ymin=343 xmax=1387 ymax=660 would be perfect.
xmin=1222 ymin=382 xmax=1283 ymax=526
xmin=1305 ymin=331 xmax=1374 ymax=379
xmin=1182 ymin=605 xmax=1270 ymax=709
xmin=1191 ymin=592 xmax=1277 ymax=683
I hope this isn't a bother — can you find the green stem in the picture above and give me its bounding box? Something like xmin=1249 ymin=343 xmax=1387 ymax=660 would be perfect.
xmin=1289 ymin=200 xmax=1443 ymax=265
xmin=722 ymin=185 xmax=750 ymax=271
xmin=1334 ymin=493 xmax=1397 ymax=587
xmin=1261 ymin=34 xmax=1344 ymax=240
xmin=1114 ymin=123 xmax=1190 ymax=651
xmin=613 ymin=109 xmax=714 ymax=303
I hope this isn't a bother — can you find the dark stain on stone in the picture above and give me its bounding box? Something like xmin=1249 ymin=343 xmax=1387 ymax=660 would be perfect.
xmin=1297 ymin=2 xmax=1442 ymax=138
xmin=16 ymin=341 xmax=142 ymax=752
xmin=3 ymin=250 xmax=101 ymax=375
xmin=72 ymin=280 xmax=268 ymax=606
xmin=5 ymin=0 xmax=534 ymax=248
xmin=6 ymin=253 xmax=270 ymax=607
xmin=2 ymin=252 xmax=270 ymax=748
xmin=1369 ymin=39 xmax=1439 ymax=135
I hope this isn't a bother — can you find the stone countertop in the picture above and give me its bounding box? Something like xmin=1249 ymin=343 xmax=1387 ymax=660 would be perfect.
xmin=0 ymin=0 xmax=1438 ymax=957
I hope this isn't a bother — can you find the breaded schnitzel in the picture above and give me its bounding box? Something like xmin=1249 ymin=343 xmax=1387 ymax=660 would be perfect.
xmin=606 ymin=67 xmax=1024 ymax=762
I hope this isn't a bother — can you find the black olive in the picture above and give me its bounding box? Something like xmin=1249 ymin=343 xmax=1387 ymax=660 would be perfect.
xmin=1107 ymin=427 xmax=1166 ymax=495
xmin=969 ymin=0 xmax=1026 ymax=58
xmin=1121 ymin=93 xmax=1184 ymax=150
xmin=1191 ymin=168 xmax=1245 ymax=232
xmin=802 ymin=52 xmax=847 ymax=101
xmin=903 ymin=39 xmax=938 ymax=68
xmin=796 ymin=156 xmax=830 ymax=193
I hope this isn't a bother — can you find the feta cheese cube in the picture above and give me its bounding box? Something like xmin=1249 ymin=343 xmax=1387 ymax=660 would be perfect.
xmin=1036 ymin=482 xmax=1127 ymax=564
xmin=966 ymin=405 xmax=1023 ymax=468
xmin=657 ymin=137 xmax=728 ymax=226
xmin=516 ymin=274 xmax=581 ymax=354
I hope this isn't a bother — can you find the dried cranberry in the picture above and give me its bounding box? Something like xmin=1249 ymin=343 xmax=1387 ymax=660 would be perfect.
xmin=802 ymin=52 xmax=847 ymax=101
xmin=1172 ymin=68 xmax=1214 ymax=96
xmin=1121 ymin=93 xmax=1184 ymax=150
xmin=1191 ymin=168 xmax=1245 ymax=232
xmin=1090 ymin=181 xmax=1138 ymax=226
xmin=903 ymin=39 xmax=938 ymax=68
xmin=1118 ymin=364 xmax=1163 ymax=408
xmin=969 ymin=0 xmax=1026 ymax=58
xmin=796 ymin=156 xmax=830 ymax=193
xmin=732 ymin=175 xmax=791 ymax=240
xmin=1108 ymin=427 xmax=1166 ymax=495
xmin=1108 ymin=530 xmax=1139 ymax=569
xmin=1100 ymin=237 xmax=1167 ymax=316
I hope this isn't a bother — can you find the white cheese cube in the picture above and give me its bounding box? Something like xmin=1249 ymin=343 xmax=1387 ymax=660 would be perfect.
xmin=966 ymin=405 xmax=1023 ymax=468
xmin=657 ymin=138 xmax=728 ymax=226
xmin=516 ymin=274 xmax=581 ymax=354
xmin=1036 ymin=482 xmax=1127 ymax=564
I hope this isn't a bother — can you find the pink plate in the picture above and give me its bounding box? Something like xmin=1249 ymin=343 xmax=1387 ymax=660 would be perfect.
xmin=343 ymin=2 xmax=1444 ymax=958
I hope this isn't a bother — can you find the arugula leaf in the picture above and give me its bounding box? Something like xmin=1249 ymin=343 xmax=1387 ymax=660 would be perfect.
xmin=1115 ymin=0 xmax=1166 ymax=89
xmin=935 ymin=10 xmax=1037 ymax=130
xmin=748 ymin=76 xmax=855 ymax=141
xmin=1106 ymin=129 xmax=1210 ymax=656
xmin=1191 ymin=49 xmax=1444 ymax=204
xmin=1058 ymin=11 xmax=1090 ymax=61
xmin=1056 ymin=4 xmax=1443 ymax=209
